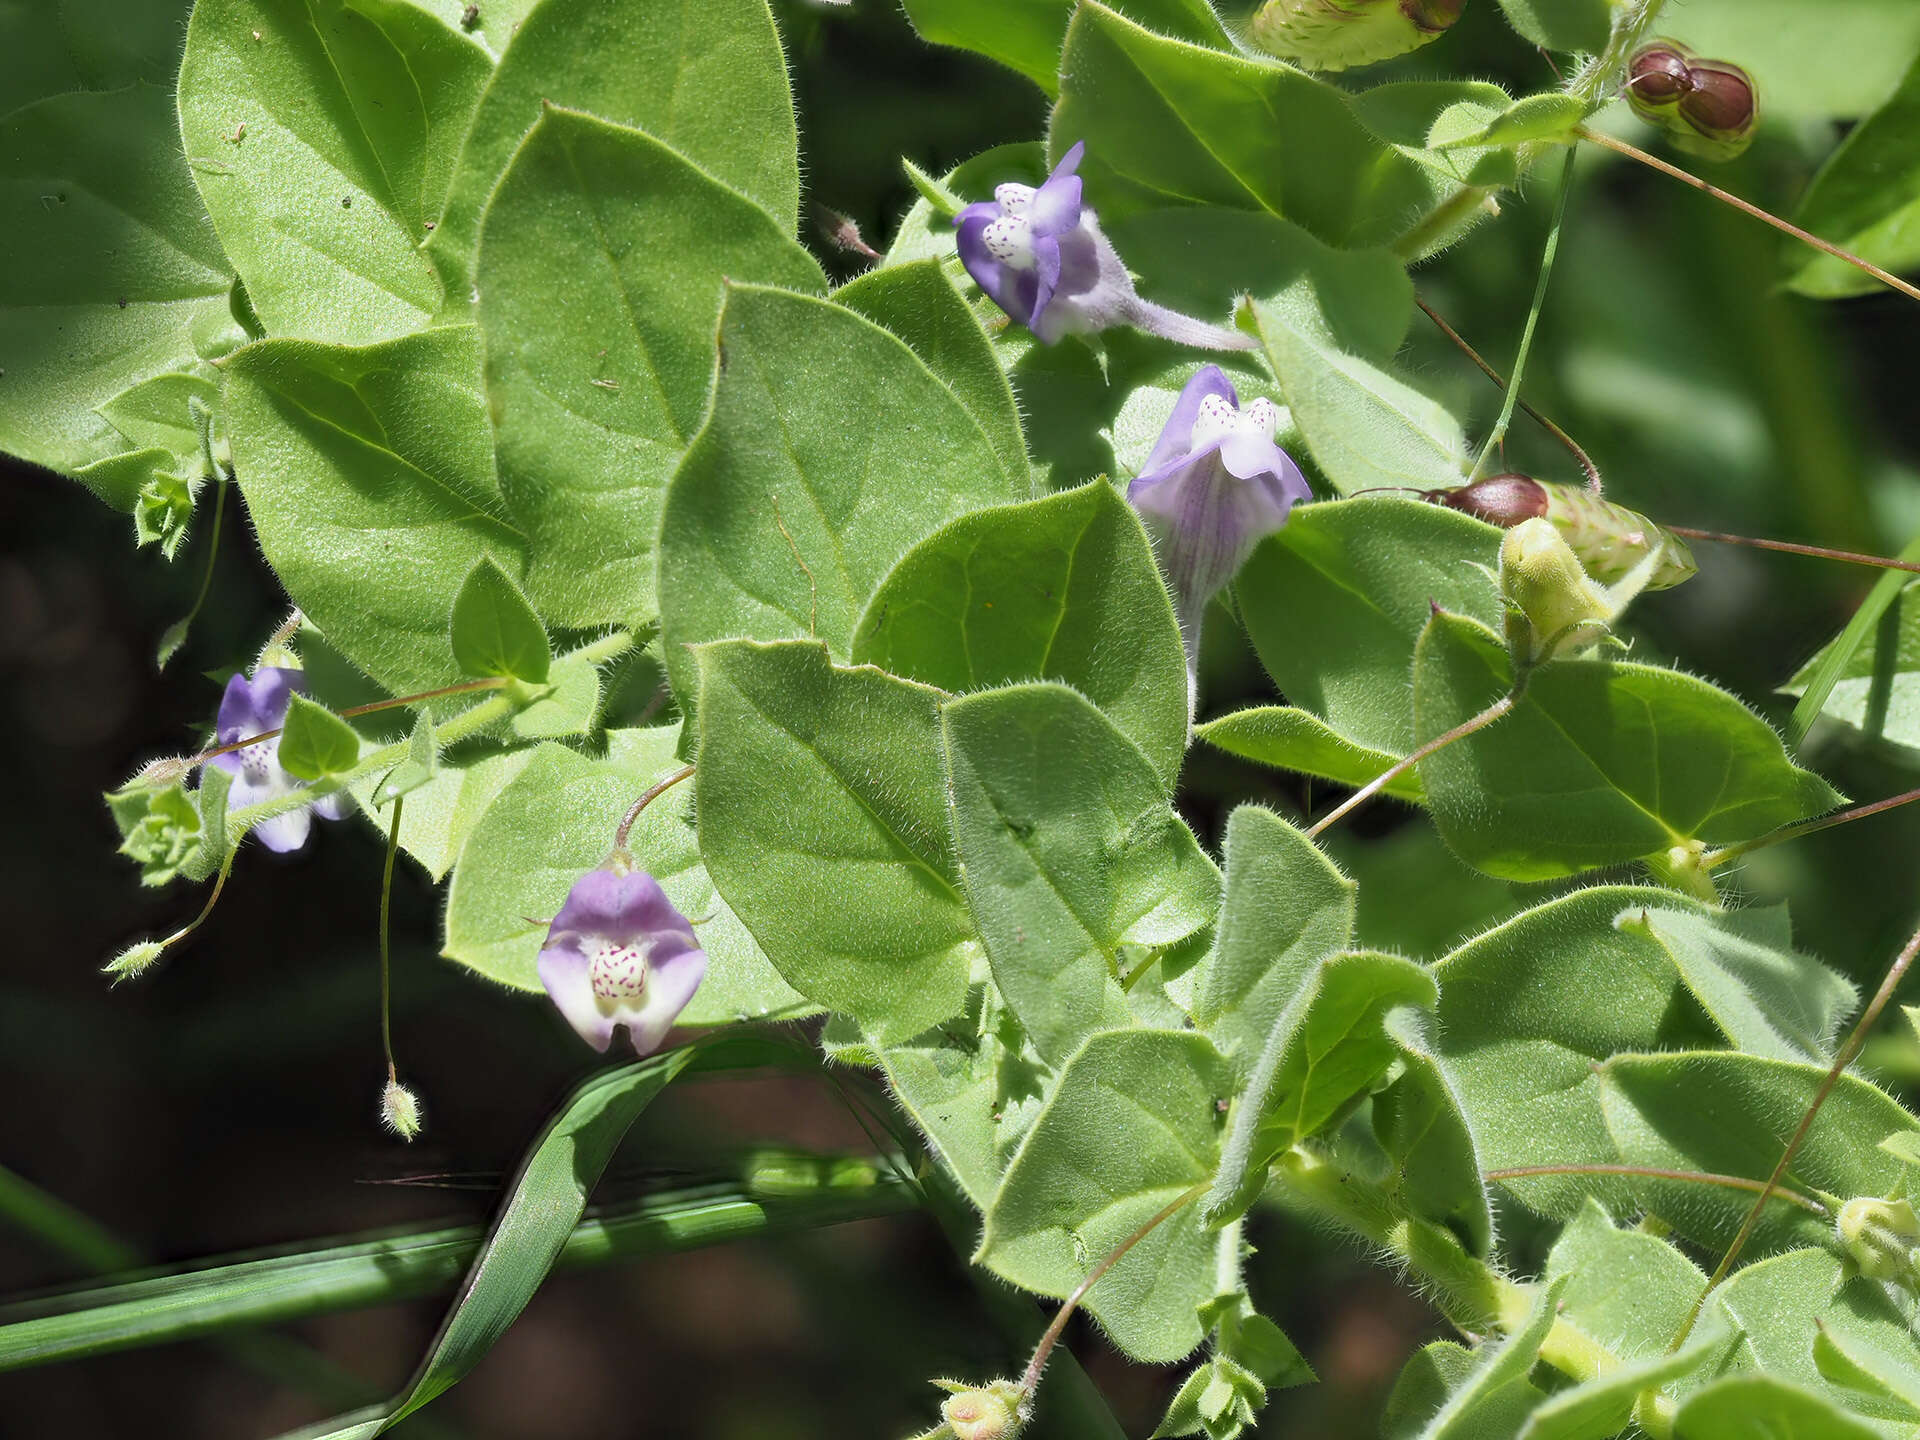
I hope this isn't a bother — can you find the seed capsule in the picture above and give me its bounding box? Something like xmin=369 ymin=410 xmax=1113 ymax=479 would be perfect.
xmin=1424 ymin=474 xmax=1697 ymax=591
xmin=1623 ymin=40 xmax=1759 ymax=163
xmin=1242 ymin=0 xmax=1465 ymax=73
xmin=1625 ymin=43 xmax=1692 ymax=123
xmin=1673 ymin=58 xmax=1758 ymax=162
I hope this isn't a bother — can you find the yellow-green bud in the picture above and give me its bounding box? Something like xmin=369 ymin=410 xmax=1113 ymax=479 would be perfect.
xmin=1836 ymin=1196 xmax=1920 ymax=1285
xmin=933 ymin=1380 xmax=1026 ymax=1440
xmin=1499 ymin=517 xmax=1612 ymax=663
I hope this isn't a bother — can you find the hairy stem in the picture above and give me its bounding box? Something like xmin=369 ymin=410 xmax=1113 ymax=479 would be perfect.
xmin=379 ymin=797 xmax=403 ymax=1082
xmin=613 ymin=763 xmax=696 ymax=852
xmin=1307 ymin=689 xmax=1517 ymax=840
xmin=1019 ymin=1186 xmax=1206 ymax=1399
xmin=1577 ymin=127 xmax=1920 ymax=306
xmin=1674 ymin=916 xmax=1920 ymax=1348
xmin=1704 ymin=785 xmax=1920 ymax=871
xmin=1469 ymin=147 xmax=1579 ymax=482
xmin=1665 ymin=526 xmax=1920 ymax=577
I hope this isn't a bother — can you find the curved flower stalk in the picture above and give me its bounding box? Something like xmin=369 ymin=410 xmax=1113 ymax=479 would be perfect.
xmin=956 ymin=143 xmax=1255 ymax=351
xmin=207 ymin=668 xmax=350 ymax=853
xmin=537 ymin=867 xmax=707 ymax=1054
xmin=1127 ymin=366 xmax=1313 ymax=701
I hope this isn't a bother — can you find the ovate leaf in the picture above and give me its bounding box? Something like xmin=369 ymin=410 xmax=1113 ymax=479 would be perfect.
xmin=854 ymin=482 xmax=1188 ymax=785
xmin=1240 ymin=225 xmax=1467 ymax=496
xmin=0 ymin=85 xmax=241 ymax=497
xmin=940 ymin=683 xmax=1219 ymax=1064
xmin=832 ymin=258 xmax=1027 ymax=485
xmin=1052 ymin=3 xmax=1456 ymax=246
xmin=277 ymin=695 xmax=362 ymax=781
xmin=223 ymin=326 xmax=523 ymax=695
xmin=177 ymin=0 xmax=491 ymax=344
xmin=1197 ymin=706 xmax=1425 ymax=801
xmin=692 ymin=641 xmax=974 ymax=1041
xmin=476 ymin=106 xmax=824 ymax=628
xmin=1673 ymin=1376 xmax=1885 ymax=1440
xmin=450 ymin=557 xmax=550 ymax=684
xmin=981 ymin=1028 xmax=1232 ymax=1364
xmin=657 ymin=285 xmax=1024 ymax=701
xmin=1413 ymin=611 xmax=1842 ymax=880
xmin=1600 ymin=1052 xmax=1920 ymax=1254
xmin=428 ymin=0 xmax=799 ymax=296
xmin=1236 ymin=498 xmax=1504 ymax=758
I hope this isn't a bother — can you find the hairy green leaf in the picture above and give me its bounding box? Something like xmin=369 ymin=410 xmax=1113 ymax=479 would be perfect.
xmin=855 ymin=482 xmax=1188 ymax=785
xmin=277 ymin=695 xmax=363 ymax=781
xmin=428 ymin=0 xmax=799 ymax=297
xmin=224 ymin=326 xmax=522 ymax=695
xmin=449 ymin=557 xmax=550 ymax=684
xmin=1198 ymin=706 xmax=1426 ymax=800
xmin=1237 ymin=498 xmax=1504 ymax=758
xmin=0 ymin=85 xmax=241 ymax=501
xmin=941 ymin=682 xmax=1218 ymax=1064
xmin=1053 ymin=3 xmax=1459 ymax=246
xmin=692 ymin=641 xmax=974 ymax=1041
xmin=177 ymin=0 xmax=491 ymax=345
xmin=981 ymin=1028 xmax=1231 ymax=1364
xmin=658 ymin=285 xmax=1024 ymax=701
xmin=477 ymin=107 xmax=824 ymax=628
xmin=1239 ymin=224 xmax=1467 ymax=497
xmin=1414 ymin=611 xmax=1843 ymax=880
xmin=1490 ymin=0 xmax=1609 ymax=52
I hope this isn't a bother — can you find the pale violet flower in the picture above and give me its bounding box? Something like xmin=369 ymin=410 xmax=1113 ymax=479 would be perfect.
xmin=956 ymin=143 xmax=1254 ymax=351
xmin=537 ymin=868 xmax=706 ymax=1054
xmin=1128 ymin=366 xmax=1312 ymax=693
xmin=206 ymin=668 xmax=350 ymax=854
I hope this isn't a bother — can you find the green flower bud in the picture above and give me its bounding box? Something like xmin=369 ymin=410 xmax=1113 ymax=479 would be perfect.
xmin=1242 ymin=0 xmax=1464 ymax=73
xmin=931 ymin=1380 xmax=1026 ymax=1440
xmin=1672 ymin=58 xmax=1758 ymax=162
xmin=1836 ymin=1196 xmax=1920 ymax=1286
xmin=1499 ymin=517 xmax=1612 ymax=664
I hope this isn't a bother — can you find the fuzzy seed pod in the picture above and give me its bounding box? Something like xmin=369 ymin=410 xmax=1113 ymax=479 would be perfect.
xmin=1624 ymin=40 xmax=1759 ymax=163
xmin=1625 ymin=42 xmax=1692 ymax=124
xmin=1242 ymin=0 xmax=1465 ymax=72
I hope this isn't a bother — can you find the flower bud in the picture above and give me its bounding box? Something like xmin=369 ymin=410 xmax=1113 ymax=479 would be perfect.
xmin=1625 ymin=42 xmax=1693 ymax=124
xmin=1499 ymin=517 xmax=1612 ymax=664
xmin=1244 ymin=0 xmax=1465 ymax=72
xmin=1836 ymin=1196 xmax=1920 ymax=1286
xmin=106 ymin=940 xmax=167 ymax=982
xmin=1673 ymin=59 xmax=1758 ymax=162
xmin=934 ymin=1380 xmax=1026 ymax=1440
xmin=381 ymin=1080 xmax=424 ymax=1141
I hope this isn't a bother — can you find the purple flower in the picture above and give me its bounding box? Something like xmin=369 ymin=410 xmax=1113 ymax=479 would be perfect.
xmin=1128 ymin=367 xmax=1312 ymax=685
xmin=206 ymin=668 xmax=350 ymax=853
xmin=956 ymin=143 xmax=1254 ymax=351
xmin=537 ymin=868 xmax=707 ymax=1054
